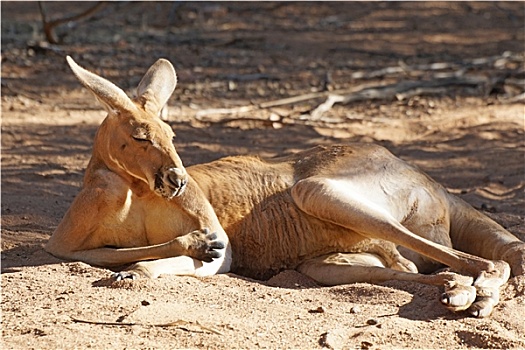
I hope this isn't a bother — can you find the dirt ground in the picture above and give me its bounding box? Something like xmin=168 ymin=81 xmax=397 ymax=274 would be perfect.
xmin=2 ymin=2 xmax=525 ymax=349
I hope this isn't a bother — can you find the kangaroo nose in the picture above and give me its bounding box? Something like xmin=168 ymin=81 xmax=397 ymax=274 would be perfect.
xmin=169 ymin=167 xmax=185 ymax=176
xmin=166 ymin=167 xmax=187 ymax=189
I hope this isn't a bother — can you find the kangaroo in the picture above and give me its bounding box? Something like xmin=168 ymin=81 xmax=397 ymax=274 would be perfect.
xmin=46 ymin=57 xmax=525 ymax=318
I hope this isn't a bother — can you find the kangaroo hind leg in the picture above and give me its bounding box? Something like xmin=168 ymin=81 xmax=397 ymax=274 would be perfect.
xmin=291 ymin=177 xmax=510 ymax=317
xmin=298 ymin=252 xmax=477 ymax=311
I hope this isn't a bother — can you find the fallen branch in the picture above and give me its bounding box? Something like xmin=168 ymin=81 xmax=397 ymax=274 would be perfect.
xmin=308 ymin=75 xmax=490 ymax=120
xmin=221 ymin=73 xmax=278 ymax=82
xmin=71 ymin=316 xmax=137 ymax=326
xmin=502 ymin=92 xmax=525 ymax=103
xmin=196 ymin=74 xmax=493 ymax=122
xmin=38 ymin=1 xmax=107 ymax=44
xmin=194 ymin=52 xmax=523 ymax=123
xmin=70 ymin=316 xmax=224 ymax=335
xmin=195 ymin=105 xmax=258 ymax=118
xmin=195 ymin=91 xmax=330 ymax=119
xmin=351 ymin=52 xmax=523 ymax=79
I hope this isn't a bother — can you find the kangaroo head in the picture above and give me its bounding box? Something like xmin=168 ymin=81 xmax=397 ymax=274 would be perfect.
xmin=66 ymin=56 xmax=188 ymax=198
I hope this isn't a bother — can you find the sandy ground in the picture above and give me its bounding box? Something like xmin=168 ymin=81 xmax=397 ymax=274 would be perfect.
xmin=2 ymin=2 xmax=524 ymax=349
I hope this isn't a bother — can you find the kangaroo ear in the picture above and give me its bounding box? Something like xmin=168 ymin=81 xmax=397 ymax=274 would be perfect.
xmin=136 ymin=58 xmax=177 ymax=117
xmin=66 ymin=56 xmax=137 ymax=114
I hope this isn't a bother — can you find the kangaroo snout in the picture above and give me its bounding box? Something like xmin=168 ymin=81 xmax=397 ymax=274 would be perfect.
xmin=166 ymin=167 xmax=188 ymax=190
xmin=154 ymin=167 xmax=188 ymax=198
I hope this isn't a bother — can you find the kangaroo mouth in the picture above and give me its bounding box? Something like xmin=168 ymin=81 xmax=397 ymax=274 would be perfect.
xmin=154 ymin=169 xmax=188 ymax=199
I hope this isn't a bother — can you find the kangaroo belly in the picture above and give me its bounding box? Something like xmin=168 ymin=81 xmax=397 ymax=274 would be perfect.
xmin=221 ymin=191 xmax=366 ymax=280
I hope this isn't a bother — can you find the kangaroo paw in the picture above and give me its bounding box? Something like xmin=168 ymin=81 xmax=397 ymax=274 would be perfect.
xmin=463 ymin=261 xmax=510 ymax=317
xmin=180 ymin=228 xmax=226 ymax=263
xmin=441 ymin=281 xmax=477 ymax=312
xmin=468 ymin=290 xmax=499 ymax=318
xmin=112 ymin=270 xmax=140 ymax=281
xmin=474 ymin=260 xmax=511 ymax=289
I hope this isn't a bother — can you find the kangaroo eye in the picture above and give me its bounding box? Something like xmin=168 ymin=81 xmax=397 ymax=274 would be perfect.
xmin=132 ymin=128 xmax=149 ymax=142
xmin=132 ymin=136 xmax=148 ymax=142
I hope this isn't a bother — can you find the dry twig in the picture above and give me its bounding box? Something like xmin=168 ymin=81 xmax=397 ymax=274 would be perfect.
xmin=70 ymin=316 xmax=224 ymax=335
xmin=351 ymin=52 xmax=522 ymax=79
xmin=308 ymin=75 xmax=491 ymax=120
xmin=38 ymin=1 xmax=107 ymax=44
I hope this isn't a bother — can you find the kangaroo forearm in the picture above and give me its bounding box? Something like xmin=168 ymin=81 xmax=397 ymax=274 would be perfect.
xmin=68 ymin=241 xmax=187 ymax=267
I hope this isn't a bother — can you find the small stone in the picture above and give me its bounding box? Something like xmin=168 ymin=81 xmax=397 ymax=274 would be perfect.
xmin=350 ymin=305 xmax=361 ymax=314
xmin=319 ymin=329 xmax=347 ymax=350
xmin=361 ymin=341 xmax=373 ymax=349
xmin=309 ymin=306 xmax=326 ymax=314
xmin=366 ymin=318 xmax=379 ymax=326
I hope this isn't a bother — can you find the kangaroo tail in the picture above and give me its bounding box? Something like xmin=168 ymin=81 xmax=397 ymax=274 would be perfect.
xmin=448 ymin=194 xmax=524 ymax=276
